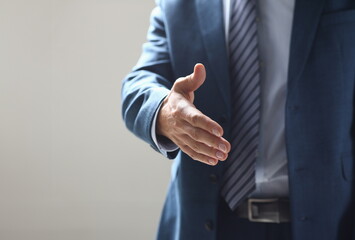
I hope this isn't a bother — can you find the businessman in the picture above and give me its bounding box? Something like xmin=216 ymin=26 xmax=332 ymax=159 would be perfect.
xmin=122 ymin=0 xmax=355 ymax=239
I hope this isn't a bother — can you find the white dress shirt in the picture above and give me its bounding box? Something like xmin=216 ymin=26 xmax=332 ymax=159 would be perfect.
xmin=152 ymin=0 xmax=295 ymax=198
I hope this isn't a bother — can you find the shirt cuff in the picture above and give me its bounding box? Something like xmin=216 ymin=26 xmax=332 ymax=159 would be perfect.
xmin=151 ymin=99 xmax=179 ymax=157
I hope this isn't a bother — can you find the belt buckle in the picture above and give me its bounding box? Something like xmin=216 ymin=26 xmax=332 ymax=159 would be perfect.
xmin=247 ymin=198 xmax=281 ymax=223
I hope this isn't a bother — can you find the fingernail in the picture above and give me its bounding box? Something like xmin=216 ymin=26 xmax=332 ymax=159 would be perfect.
xmin=219 ymin=143 xmax=227 ymax=152
xmin=212 ymin=128 xmax=221 ymax=137
xmin=216 ymin=151 xmax=224 ymax=159
xmin=208 ymin=159 xmax=216 ymax=165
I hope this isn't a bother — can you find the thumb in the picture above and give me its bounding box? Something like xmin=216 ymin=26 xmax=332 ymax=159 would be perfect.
xmin=175 ymin=63 xmax=206 ymax=93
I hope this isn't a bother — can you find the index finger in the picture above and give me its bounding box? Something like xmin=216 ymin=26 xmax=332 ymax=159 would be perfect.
xmin=183 ymin=107 xmax=224 ymax=137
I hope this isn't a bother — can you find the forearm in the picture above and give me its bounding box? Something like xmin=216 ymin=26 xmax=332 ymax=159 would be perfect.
xmin=121 ymin=75 xmax=170 ymax=146
xmin=121 ymin=4 xmax=175 ymax=150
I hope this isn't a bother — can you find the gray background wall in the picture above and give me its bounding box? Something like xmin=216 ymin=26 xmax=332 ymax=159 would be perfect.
xmin=0 ymin=0 xmax=172 ymax=239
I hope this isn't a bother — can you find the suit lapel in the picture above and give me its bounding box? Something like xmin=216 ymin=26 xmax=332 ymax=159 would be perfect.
xmin=288 ymin=0 xmax=326 ymax=86
xmin=195 ymin=0 xmax=230 ymax=106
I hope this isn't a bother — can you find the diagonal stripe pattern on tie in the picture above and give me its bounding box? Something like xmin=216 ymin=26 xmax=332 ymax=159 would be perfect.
xmin=221 ymin=0 xmax=261 ymax=211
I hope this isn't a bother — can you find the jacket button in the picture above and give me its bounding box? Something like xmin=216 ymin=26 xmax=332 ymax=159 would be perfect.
xmin=204 ymin=220 xmax=214 ymax=231
xmin=209 ymin=174 xmax=218 ymax=184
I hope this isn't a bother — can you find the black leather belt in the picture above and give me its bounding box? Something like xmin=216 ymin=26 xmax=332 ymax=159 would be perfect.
xmin=235 ymin=198 xmax=291 ymax=223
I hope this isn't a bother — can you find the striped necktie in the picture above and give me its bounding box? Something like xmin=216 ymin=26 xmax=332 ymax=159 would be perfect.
xmin=221 ymin=0 xmax=261 ymax=211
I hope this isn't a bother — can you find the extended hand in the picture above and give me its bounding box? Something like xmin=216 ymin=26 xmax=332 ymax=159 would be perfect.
xmin=157 ymin=63 xmax=231 ymax=166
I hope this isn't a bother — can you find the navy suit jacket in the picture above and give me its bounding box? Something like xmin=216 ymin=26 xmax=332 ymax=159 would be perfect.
xmin=122 ymin=0 xmax=355 ymax=239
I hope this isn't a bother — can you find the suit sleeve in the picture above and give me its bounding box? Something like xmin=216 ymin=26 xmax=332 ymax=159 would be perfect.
xmin=121 ymin=2 xmax=179 ymax=159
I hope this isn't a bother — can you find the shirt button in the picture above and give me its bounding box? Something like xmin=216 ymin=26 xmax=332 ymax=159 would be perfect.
xmin=204 ymin=220 xmax=214 ymax=231
xmin=256 ymin=17 xmax=260 ymax=23
xmin=209 ymin=174 xmax=218 ymax=184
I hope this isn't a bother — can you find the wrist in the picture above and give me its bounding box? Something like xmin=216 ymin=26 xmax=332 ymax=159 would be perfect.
xmin=156 ymin=97 xmax=169 ymax=137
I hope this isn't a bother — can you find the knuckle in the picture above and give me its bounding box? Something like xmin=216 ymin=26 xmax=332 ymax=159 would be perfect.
xmin=208 ymin=146 xmax=215 ymax=155
xmin=181 ymin=133 xmax=189 ymax=139
xmin=172 ymin=120 xmax=180 ymax=128
xmin=190 ymin=114 xmax=200 ymax=125
xmin=212 ymin=138 xmax=220 ymax=148
xmin=191 ymin=142 xmax=199 ymax=151
xmin=202 ymin=158 xmax=210 ymax=165
xmin=200 ymin=156 xmax=211 ymax=165
xmin=191 ymin=128 xmax=199 ymax=139
xmin=180 ymin=143 xmax=188 ymax=150
xmin=170 ymin=108 xmax=180 ymax=118
xmin=176 ymin=101 xmax=188 ymax=112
